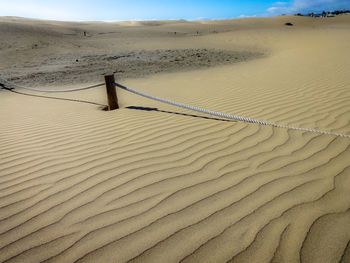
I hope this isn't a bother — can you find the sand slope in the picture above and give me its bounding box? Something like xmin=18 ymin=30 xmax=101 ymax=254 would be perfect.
xmin=1 ymin=16 xmax=350 ymax=262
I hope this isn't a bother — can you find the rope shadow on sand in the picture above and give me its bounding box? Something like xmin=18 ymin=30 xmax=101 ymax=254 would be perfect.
xmin=126 ymin=106 xmax=237 ymax=123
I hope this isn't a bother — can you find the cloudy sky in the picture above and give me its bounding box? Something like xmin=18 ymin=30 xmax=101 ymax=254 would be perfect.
xmin=268 ymin=0 xmax=350 ymax=15
xmin=0 ymin=0 xmax=349 ymax=21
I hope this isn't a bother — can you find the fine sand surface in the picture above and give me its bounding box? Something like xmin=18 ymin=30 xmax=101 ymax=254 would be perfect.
xmin=1 ymin=15 xmax=350 ymax=263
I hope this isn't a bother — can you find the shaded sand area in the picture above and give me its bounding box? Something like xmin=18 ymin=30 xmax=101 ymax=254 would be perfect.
xmin=1 ymin=15 xmax=350 ymax=263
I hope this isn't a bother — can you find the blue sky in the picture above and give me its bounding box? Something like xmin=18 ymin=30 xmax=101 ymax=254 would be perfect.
xmin=0 ymin=0 xmax=349 ymax=21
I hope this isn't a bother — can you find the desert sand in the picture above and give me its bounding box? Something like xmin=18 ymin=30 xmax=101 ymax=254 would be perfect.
xmin=0 ymin=15 xmax=350 ymax=263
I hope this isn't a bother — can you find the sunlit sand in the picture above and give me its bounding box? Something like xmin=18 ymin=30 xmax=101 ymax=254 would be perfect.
xmin=1 ymin=15 xmax=350 ymax=262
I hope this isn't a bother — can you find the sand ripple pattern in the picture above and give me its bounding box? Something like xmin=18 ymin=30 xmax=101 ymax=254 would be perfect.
xmin=1 ymin=17 xmax=350 ymax=263
xmin=0 ymin=91 xmax=349 ymax=263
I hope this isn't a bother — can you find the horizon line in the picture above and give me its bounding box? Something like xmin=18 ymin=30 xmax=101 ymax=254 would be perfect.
xmin=0 ymin=14 xmax=301 ymax=23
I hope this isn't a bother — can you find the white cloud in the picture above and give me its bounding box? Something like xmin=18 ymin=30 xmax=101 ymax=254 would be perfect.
xmin=267 ymin=6 xmax=288 ymax=13
xmin=267 ymin=0 xmax=350 ymax=15
xmin=0 ymin=1 xmax=77 ymax=20
xmin=274 ymin=2 xmax=289 ymax=6
xmin=239 ymin=14 xmax=258 ymax=18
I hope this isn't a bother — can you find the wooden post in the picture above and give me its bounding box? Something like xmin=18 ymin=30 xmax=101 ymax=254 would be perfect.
xmin=104 ymin=74 xmax=119 ymax=110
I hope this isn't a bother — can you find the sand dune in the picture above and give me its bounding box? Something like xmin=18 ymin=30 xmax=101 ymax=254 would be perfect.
xmin=1 ymin=15 xmax=350 ymax=262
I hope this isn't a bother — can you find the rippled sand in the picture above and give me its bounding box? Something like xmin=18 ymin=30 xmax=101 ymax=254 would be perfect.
xmin=1 ymin=15 xmax=350 ymax=263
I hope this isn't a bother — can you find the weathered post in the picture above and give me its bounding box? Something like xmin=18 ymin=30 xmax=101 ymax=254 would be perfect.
xmin=104 ymin=74 xmax=119 ymax=110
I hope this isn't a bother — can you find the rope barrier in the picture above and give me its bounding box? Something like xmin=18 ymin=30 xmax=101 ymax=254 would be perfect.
xmin=3 ymin=87 xmax=107 ymax=107
xmin=1 ymin=75 xmax=349 ymax=138
xmin=114 ymin=82 xmax=350 ymax=138
xmin=0 ymin=76 xmax=104 ymax=93
xmin=0 ymin=76 xmax=106 ymax=106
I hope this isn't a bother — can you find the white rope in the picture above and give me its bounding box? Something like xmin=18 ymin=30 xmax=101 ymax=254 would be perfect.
xmin=0 ymin=76 xmax=104 ymax=93
xmin=115 ymin=82 xmax=350 ymax=138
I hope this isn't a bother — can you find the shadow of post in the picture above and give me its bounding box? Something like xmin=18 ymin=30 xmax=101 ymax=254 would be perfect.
xmin=126 ymin=106 xmax=236 ymax=123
